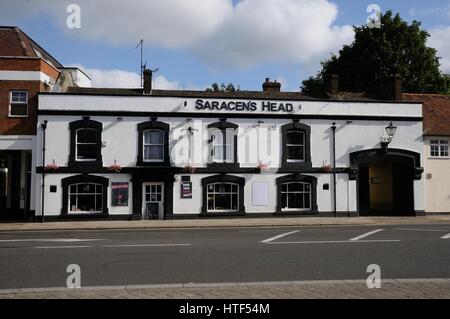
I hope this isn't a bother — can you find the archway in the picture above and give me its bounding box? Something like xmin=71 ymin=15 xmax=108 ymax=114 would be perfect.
xmin=350 ymin=149 xmax=423 ymax=216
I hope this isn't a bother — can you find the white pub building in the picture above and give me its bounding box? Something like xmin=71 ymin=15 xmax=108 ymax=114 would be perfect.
xmin=34 ymin=71 xmax=425 ymax=220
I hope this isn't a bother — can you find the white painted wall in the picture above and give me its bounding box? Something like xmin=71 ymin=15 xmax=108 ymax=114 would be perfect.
xmin=35 ymin=94 xmax=425 ymax=216
xmin=424 ymin=137 xmax=450 ymax=213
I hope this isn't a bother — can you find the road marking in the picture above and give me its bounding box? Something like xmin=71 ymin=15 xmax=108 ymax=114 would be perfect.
xmin=100 ymin=244 xmax=191 ymax=248
xmin=396 ymin=228 xmax=450 ymax=232
xmin=442 ymin=233 xmax=450 ymax=239
xmin=350 ymin=229 xmax=384 ymax=241
xmin=266 ymin=240 xmax=401 ymax=245
xmin=0 ymin=239 xmax=104 ymax=243
xmin=35 ymin=246 xmax=92 ymax=249
xmin=261 ymin=230 xmax=300 ymax=243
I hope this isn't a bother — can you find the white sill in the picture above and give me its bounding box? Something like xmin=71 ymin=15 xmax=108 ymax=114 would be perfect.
xmin=428 ymin=157 xmax=450 ymax=160
xmin=8 ymin=115 xmax=28 ymax=118
xmin=76 ymin=159 xmax=97 ymax=162
xmin=69 ymin=211 xmax=103 ymax=215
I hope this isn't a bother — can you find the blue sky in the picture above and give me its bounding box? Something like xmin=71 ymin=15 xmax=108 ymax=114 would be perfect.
xmin=1 ymin=0 xmax=449 ymax=91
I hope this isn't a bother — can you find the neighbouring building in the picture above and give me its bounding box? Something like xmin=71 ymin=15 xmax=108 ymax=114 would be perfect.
xmin=34 ymin=72 xmax=425 ymax=220
xmin=0 ymin=26 xmax=90 ymax=220
xmin=403 ymin=94 xmax=450 ymax=214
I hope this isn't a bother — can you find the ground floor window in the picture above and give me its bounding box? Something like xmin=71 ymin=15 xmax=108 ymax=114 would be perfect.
xmin=207 ymin=182 xmax=239 ymax=212
xmin=281 ymin=182 xmax=312 ymax=211
xmin=69 ymin=183 xmax=103 ymax=214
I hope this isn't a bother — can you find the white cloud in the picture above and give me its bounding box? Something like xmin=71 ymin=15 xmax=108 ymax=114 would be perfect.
xmin=194 ymin=0 xmax=354 ymax=68
xmin=75 ymin=66 xmax=181 ymax=89
xmin=428 ymin=26 xmax=450 ymax=74
xmin=3 ymin=0 xmax=353 ymax=70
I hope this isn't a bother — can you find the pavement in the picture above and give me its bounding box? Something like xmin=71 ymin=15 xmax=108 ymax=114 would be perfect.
xmin=2 ymin=279 xmax=450 ymax=299
xmin=0 ymin=224 xmax=450 ymax=298
xmin=1 ymin=215 xmax=450 ymax=232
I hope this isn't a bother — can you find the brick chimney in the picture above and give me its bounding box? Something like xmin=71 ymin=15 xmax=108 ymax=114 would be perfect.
xmin=330 ymin=74 xmax=339 ymax=96
xmin=143 ymin=69 xmax=152 ymax=95
xmin=394 ymin=74 xmax=402 ymax=102
xmin=263 ymin=78 xmax=281 ymax=92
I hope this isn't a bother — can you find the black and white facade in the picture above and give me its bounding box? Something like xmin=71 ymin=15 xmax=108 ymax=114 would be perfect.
xmin=35 ymin=88 xmax=425 ymax=220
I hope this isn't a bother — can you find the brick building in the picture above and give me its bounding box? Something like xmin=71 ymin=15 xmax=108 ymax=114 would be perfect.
xmin=0 ymin=26 xmax=90 ymax=219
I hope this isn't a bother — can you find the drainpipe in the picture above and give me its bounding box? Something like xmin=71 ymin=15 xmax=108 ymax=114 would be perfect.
xmin=40 ymin=120 xmax=48 ymax=223
xmin=331 ymin=123 xmax=337 ymax=217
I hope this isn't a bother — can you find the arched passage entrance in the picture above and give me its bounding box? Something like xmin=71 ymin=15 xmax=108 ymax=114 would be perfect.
xmin=350 ymin=149 xmax=423 ymax=216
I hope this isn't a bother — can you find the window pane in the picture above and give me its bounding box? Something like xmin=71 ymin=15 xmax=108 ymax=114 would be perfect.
xmin=281 ymin=193 xmax=288 ymax=208
xmin=10 ymin=104 xmax=27 ymax=116
xmin=144 ymin=145 xmax=163 ymax=161
xmin=208 ymin=198 xmax=215 ymax=210
xmin=145 ymin=130 xmax=163 ymax=144
xmin=304 ymin=193 xmax=311 ymax=209
xmin=70 ymin=195 xmax=77 ymax=211
xmin=77 ymin=129 xmax=97 ymax=143
xmin=96 ymin=195 xmax=103 ymax=211
xmin=213 ymin=146 xmax=224 ymax=161
xmin=282 ymin=184 xmax=288 ymax=192
xmin=287 ymin=146 xmax=304 ymax=160
xmin=77 ymin=144 xmax=97 ymax=160
xmin=231 ymin=194 xmax=238 ymax=211
xmin=77 ymin=195 xmax=96 ymax=212
xmin=289 ymin=183 xmax=303 ymax=192
xmin=287 ymin=131 xmax=304 ymax=145
xmin=11 ymin=91 xmax=27 ymax=102
xmin=288 ymin=193 xmax=304 ymax=209
xmin=214 ymin=194 xmax=232 ymax=210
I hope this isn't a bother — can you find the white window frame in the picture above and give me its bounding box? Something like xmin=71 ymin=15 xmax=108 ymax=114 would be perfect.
xmin=68 ymin=183 xmax=103 ymax=214
xmin=207 ymin=182 xmax=239 ymax=213
xmin=430 ymin=139 xmax=449 ymax=158
xmin=143 ymin=129 xmax=165 ymax=163
xmin=75 ymin=128 xmax=98 ymax=162
xmin=9 ymin=90 xmax=28 ymax=118
xmin=211 ymin=130 xmax=233 ymax=163
xmin=281 ymin=182 xmax=312 ymax=211
xmin=286 ymin=130 xmax=305 ymax=163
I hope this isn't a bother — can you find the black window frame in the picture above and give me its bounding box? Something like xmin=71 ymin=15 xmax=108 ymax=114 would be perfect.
xmin=201 ymin=175 xmax=245 ymax=215
xmin=61 ymin=174 xmax=109 ymax=216
xmin=276 ymin=174 xmax=318 ymax=214
xmin=137 ymin=119 xmax=170 ymax=167
xmin=207 ymin=120 xmax=239 ymax=170
xmin=69 ymin=118 xmax=103 ymax=169
xmin=281 ymin=122 xmax=312 ymax=171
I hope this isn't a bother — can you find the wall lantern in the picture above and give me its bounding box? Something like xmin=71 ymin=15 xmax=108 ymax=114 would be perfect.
xmin=381 ymin=122 xmax=397 ymax=151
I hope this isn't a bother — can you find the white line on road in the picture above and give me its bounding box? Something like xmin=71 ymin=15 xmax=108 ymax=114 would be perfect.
xmin=100 ymin=244 xmax=191 ymax=248
xmin=267 ymin=240 xmax=401 ymax=245
xmin=350 ymin=229 xmax=384 ymax=241
xmin=261 ymin=230 xmax=300 ymax=243
xmin=442 ymin=233 xmax=450 ymax=239
xmin=396 ymin=228 xmax=450 ymax=232
xmin=35 ymin=246 xmax=92 ymax=249
xmin=0 ymin=239 xmax=104 ymax=243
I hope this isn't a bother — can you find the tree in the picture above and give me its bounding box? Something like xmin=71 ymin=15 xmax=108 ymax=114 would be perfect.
xmin=301 ymin=11 xmax=450 ymax=98
xmin=206 ymin=82 xmax=238 ymax=92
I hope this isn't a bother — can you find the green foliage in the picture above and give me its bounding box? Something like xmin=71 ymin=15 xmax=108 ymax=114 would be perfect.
xmin=301 ymin=11 xmax=450 ymax=98
xmin=206 ymin=82 xmax=237 ymax=92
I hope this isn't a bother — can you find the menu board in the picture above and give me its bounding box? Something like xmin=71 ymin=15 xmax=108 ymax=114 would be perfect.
xmin=111 ymin=182 xmax=129 ymax=207
xmin=181 ymin=182 xmax=193 ymax=199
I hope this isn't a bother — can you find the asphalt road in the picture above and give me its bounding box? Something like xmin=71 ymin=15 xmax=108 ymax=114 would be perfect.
xmin=0 ymin=224 xmax=450 ymax=290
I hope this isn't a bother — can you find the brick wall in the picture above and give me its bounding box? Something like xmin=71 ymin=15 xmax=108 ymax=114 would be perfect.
xmin=0 ymin=80 xmax=41 ymax=135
